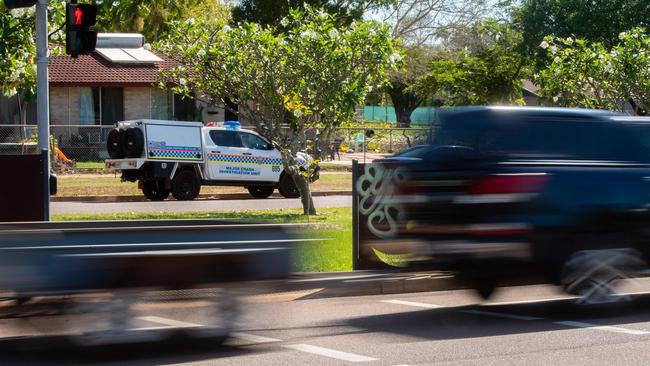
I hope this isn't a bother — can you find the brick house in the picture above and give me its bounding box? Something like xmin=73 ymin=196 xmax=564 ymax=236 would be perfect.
xmin=45 ymin=33 xmax=230 ymax=159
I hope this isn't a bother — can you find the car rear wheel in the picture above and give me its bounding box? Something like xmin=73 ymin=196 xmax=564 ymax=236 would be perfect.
xmin=172 ymin=170 xmax=201 ymax=201
xmin=122 ymin=127 xmax=145 ymax=158
xmin=561 ymin=248 xmax=644 ymax=306
xmin=278 ymin=173 xmax=300 ymax=198
xmin=248 ymin=186 xmax=274 ymax=199
xmin=142 ymin=180 xmax=170 ymax=201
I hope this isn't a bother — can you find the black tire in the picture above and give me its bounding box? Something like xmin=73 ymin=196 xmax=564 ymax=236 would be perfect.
xmin=278 ymin=173 xmax=300 ymax=198
xmin=122 ymin=127 xmax=145 ymax=158
xmin=107 ymin=128 xmax=124 ymax=159
xmin=142 ymin=180 xmax=170 ymax=201
xmin=456 ymin=269 xmax=497 ymax=300
xmin=248 ymin=186 xmax=274 ymax=199
xmin=172 ymin=170 xmax=201 ymax=200
xmin=561 ymin=248 xmax=644 ymax=306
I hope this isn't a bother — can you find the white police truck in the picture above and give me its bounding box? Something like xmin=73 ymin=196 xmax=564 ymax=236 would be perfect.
xmin=105 ymin=120 xmax=317 ymax=201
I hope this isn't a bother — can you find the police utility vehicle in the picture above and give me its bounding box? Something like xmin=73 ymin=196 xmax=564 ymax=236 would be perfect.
xmin=105 ymin=120 xmax=316 ymax=201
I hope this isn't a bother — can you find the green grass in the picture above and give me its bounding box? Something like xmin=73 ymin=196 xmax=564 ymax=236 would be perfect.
xmin=53 ymin=207 xmax=353 ymax=272
xmin=56 ymin=172 xmax=351 ymax=197
xmin=75 ymin=161 xmax=106 ymax=169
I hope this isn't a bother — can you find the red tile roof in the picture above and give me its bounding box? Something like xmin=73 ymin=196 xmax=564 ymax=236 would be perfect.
xmin=48 ymin=51 xmax=177 ymax=87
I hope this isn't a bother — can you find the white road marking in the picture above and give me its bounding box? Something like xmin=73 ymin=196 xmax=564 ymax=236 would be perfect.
xmin=230 ymin=332 xmax=281 ymax=343
xmin=138 ymin=316 xmax=282 ymax=343
xmin=485 ymin=296 xmax=576 ymax=306
xmin=284 ymin=344 xmax=378 ymax=362
xmin=381 ymin=299 xmax=444 ymax=309
xmin=461 ymin=309 xmax=543 ymax=321
xmin=554 ymin=321 xmax=650 ymax=335
xmin=137 ymin=316 xmax=201 ymax=328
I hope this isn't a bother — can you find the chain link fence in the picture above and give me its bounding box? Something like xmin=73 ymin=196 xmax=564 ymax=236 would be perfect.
xmin=0 ymin=124 xmax=435 ymax=163
xmin=0 ymin=124 xmax=113 ymax=161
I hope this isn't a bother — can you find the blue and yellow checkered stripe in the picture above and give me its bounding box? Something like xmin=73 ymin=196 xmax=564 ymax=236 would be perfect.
xmin=208 ymin=153 xmax=282 ymax=166
xmin=149 ymin=148 xmax=202 ymax=160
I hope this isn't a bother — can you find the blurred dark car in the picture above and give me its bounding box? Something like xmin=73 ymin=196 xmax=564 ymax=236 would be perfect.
xmin=384 ymin=107 xmax=650 ymax=304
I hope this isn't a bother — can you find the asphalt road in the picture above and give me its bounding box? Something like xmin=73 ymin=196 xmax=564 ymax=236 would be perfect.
xmin=51 ymin=195 xmax=352 ymax=215
xmin=6 ymin=282 xmax=650 ymax=365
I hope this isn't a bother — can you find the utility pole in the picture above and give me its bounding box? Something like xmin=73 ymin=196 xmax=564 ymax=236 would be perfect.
xmin=36 ymin=0 xmax=50 ymax=220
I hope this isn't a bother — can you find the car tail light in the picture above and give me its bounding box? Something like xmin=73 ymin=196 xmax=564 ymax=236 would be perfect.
xmin=468 ymin=174 xmax=549 ymax=195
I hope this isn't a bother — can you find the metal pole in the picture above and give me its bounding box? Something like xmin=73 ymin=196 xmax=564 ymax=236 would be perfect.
xmin=363 ymin=128 xmax=366 ymax=163
xmin=36 ymin=0 xmax=50 ymax=220
xmin=351 ymin=159 xmax=359 ymax=270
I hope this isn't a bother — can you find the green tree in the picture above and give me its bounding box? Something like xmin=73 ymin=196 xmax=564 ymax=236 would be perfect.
xmin=515 ymin=0 xmax=650 ymax=60
xmin=535 ymin=29 xmax=650 ymax=114
xmin=412 ymin=19 xmax=528 ymax=106
xmin=1 ymin=3 xmax=65 ymax=123
xmin=230 ymin=0 xmax=388 ymax=28
xmin=157 ymin=7 xmax=398 ymax=214
xmin=97 ymin=0 xmax=231 ymax=42
xmin=386 ymin=46 xmax=432 ymax=126
xmin=378 ymin=0 xmax=489 ymax=126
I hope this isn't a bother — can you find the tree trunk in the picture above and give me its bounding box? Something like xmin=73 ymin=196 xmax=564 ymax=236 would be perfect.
xmin=279 ymin=148 xmax=317 ymax=215
xmin=292 ymin=172 xmax=316 ymax=215
xmin=387 ymin=84 xmax=423 ymax=128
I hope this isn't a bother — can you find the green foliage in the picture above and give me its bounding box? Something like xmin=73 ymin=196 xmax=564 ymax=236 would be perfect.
xmin=0 ymin=3 xmax=65 ymax=101
xmin=536 ymin=28 xmax=650 ymax=114
xmin=230 ymin=0 xmax=390 ymax=29
xmin=515 ymin=0 xmax=650 ymax=62
xmin=97 ymin=0 xmax=231 ymax=42
xmin=157 ymin=6 xmax=399 ymax=158
xmin=412 ymin=19 xmax=528 ymax=106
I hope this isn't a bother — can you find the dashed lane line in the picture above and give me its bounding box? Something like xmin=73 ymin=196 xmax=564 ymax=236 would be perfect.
xmin=138 ymin=316 xmax=200 ymax=328
xmin=230 ymin=332 xmax=282 ymax=343
xmin=284 ymin=344 xmax=378 ymax=362
xmin=138 ymin=316 xmax=281 ymax=343
xmin=553 ymin=321 xmax=650 ymax=335
xmin=380 ymin=299 xmax=444 ymax=309
xmin=381 ymin=298 xmax=650 ymax=335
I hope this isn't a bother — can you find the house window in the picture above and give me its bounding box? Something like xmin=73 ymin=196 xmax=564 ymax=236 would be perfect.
xmin=173 ymin=94 xmax=196 ymax=121
xmin=151 ymin=88 xmax=197 ymax=121
xmin=78 ymin=87 xmax=124 ymax=125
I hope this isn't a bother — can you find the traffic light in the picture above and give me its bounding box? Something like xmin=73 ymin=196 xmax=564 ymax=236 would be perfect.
xmin=65 ymin=3 xmax=97 ymax=57
xmin=4 ymin=0 xmax=38 ymax=8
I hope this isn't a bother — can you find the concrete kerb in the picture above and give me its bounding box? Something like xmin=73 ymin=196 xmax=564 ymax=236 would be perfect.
xmin=287 ymin=271 xmax=461 ymax=300
xmin=51 ymin=190 xmax=353 ymax=203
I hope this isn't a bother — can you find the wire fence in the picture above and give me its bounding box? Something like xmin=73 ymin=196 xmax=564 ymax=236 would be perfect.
xmin=0 ymin=124 xmax=434 ymax=163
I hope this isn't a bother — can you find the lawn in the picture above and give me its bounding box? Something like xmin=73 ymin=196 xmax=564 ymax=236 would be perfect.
xmin=56 ymin=172 xmax=351 ymax=197
xmin=53 ymin=207 xmax=353 ymax=272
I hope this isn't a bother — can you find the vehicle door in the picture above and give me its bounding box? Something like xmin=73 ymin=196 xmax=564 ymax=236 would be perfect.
xmin=238 ymin=131 xmax=283 ymax=182
xmin=205 ymin=129 xmax=256 ymax=181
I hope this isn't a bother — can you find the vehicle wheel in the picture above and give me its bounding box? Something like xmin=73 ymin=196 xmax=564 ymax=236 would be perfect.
xmin=278 ymin=173 xmax=300 ymax=198
xmin=106 ymin=128 xmax=124 ymax=159
xmin=122 ymin=127 xmax=145 ymax=158
xmin=248 ymin=186 xmax=274 ymax=199
xmin=142 ymin=180 xmax=170 ymax=201
xmin=172 ymin=170 xmax=201 ymax=201
xmin=456 ymin=270 xmax=497 ymax=300
xmin=561 ymin=248 xmax=644 ymax=306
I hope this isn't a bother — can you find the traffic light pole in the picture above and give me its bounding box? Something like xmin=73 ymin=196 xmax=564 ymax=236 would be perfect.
xmin=36 ymin=0 xmax=50 ymax=220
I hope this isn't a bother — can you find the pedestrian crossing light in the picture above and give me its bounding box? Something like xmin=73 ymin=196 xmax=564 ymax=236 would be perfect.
xmin=65 ymin=3 xmax=97 ymax=57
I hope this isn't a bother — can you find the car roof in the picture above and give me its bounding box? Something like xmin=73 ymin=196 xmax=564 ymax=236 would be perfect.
xmin=438 ymin=106 xmax=623 ymax=122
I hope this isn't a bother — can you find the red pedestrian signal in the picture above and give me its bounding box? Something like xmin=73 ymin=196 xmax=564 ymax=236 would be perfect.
xmin=65 ymin=3 xmax=98 ymax=57
xmin=75 ymin=7 xmax=83 ymax=25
